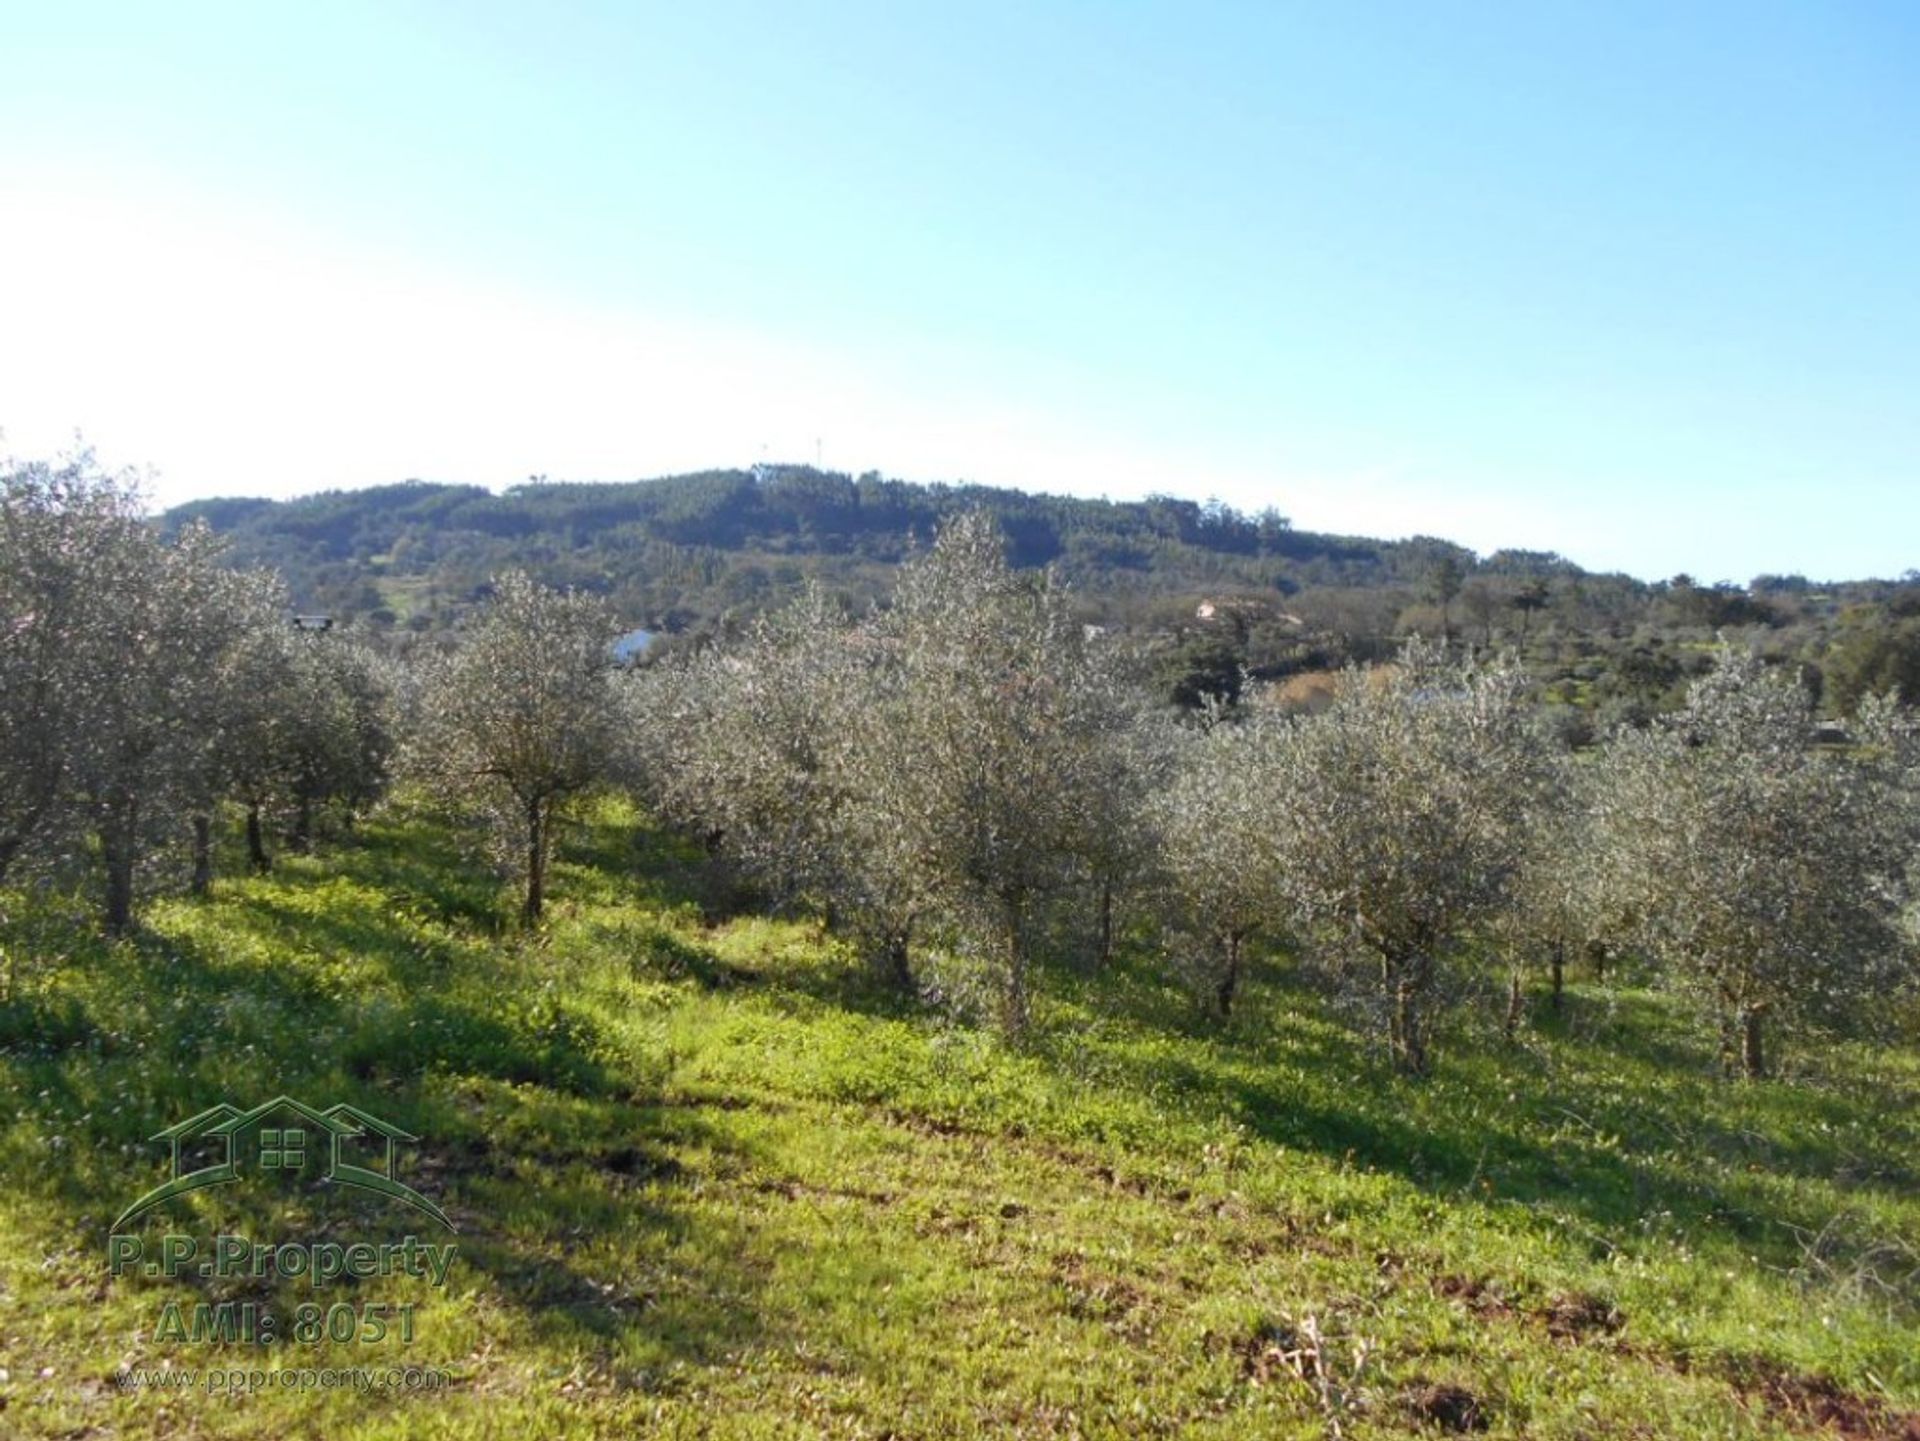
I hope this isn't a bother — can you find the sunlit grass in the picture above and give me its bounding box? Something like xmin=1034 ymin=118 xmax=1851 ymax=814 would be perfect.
xmin=0 ymin=794 xmax=1914 ymax=1436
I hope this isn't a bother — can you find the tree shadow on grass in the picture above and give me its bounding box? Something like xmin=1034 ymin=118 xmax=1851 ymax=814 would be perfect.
xmin=308 ymin=808 xmax=509 ymax=932
xmin=506 ymin=819 xmax=1920 ymax=1296
xmin=564 ymin=806 xmax=750 ymax=925
xmin=413 ymin=1091 xmax=784 ymax=1367
xmin=1011 ymin=953 xmax=1920 ymax=1278
xmin=0 ymin=894 xmax=785 ymax=1377
xmin=236 ymin=889 xmax=473 ymax=988
xmin=80 ymin=1089 xmax=784 ymax=1374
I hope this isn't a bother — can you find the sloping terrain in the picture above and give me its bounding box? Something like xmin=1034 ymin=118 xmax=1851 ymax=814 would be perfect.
xmin=1 ymin=801 xmax=1916 ymax=1438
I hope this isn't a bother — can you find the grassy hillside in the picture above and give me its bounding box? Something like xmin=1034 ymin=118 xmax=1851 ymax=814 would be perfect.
xmin=2 ymin=801 xmax=1917 ymax=1439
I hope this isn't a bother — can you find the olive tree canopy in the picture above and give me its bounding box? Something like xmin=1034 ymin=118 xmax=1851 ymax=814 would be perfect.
xmin=406 ymin=571 xmax=619 ymax=924
xmin=1590 ymin=649 xmax=1917 ymax=1077
xmin=863 ymin=512 xmax=1134 ymax=1031
xmin=0 ymin=450 xmax=146 ymax=887
xmin=1264 ymin=642 xmax=1550 ymax=1073
xmin=1151 ymin=703 xmax=1285 ymax=1017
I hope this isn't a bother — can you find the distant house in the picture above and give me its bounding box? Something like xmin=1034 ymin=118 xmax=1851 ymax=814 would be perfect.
xmin=292 ymin=614 xmax=333 ymax=632
xmin=1195 ymin=596 xmax=1297 ymax=628
xmin=611 ymin=627 xmax=655 ymax=663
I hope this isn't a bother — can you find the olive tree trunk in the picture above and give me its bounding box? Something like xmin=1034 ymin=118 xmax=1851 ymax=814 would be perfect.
xmin=99 ymin=797 xmax=138 ymax=934
xmin=291 ymin=789 xmax=314 ymax=853
xmin=1216 ymin=930 xmax=1244 ymax=1018
xmin=1385 ymin=952 xmax=1433 ymax=1075
xmin=999 ymin=890 xmax=1032 ymax=1035
xmin=245 ymin=801 xmax=271 ymax=874
xmin=1097 ymin=880 xmax=1115 ymax=970
xmin=879 ymin=926 xmax=914 ymax=991
xmin=1740 ymin=1003 xmax=1767 ymax=1080
xmin=190 ymin=814 xmax=213 ymax=897
xmin=523 ymin=795 xmax=549 ymax=925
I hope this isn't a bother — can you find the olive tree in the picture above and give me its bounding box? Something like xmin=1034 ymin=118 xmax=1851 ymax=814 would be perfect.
xmin=636 ymin=587 xmax=861 ymax=898
xmin=622 ymin=585 xmax=937 ymax=971
xmin=1065 ymin=657 xmax=1172 ymax=971
xmin=821 ymin=706 xmax=932 ymax=989
xmin=406 ymin=571 xmax=619 ymax=924
xmin=863 ymin=513 xmax=1128 ymax=1031
xmin=1590 ymin=649 xmax=1917 ymax=1078
xmin=1152 ymin=704 xmax=1285 ymax=1016
xmin=185 ymin=569 xmax=294 ymax=889
xmin=1494 ymin=750 xmax=1598 ymax=1035
xmin=621 ymin=647 xmax=724 ymax=855
xmin=202 ymin=607 xmax=396 ymax=878
xmin=1266 ymin=642 xmax=1549 ymax=1073
xmin=279 ymin=629 xmax=395 ymax=849
xmin=0 ymin=450 xmax=145 ymax=885
xmin=64 ymin=522 xmax=255 ymax=930
xmin=3 ymin=448 xmax=286 ymax=926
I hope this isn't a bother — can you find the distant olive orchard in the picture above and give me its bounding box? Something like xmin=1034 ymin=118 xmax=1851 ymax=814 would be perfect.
xmin=6 ymin=453 xmax=1917 ymax=1077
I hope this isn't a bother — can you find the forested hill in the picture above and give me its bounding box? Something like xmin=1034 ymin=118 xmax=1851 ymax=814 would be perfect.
xmin=161 ymin=465 xmax=1920 ymax=726
xmin=159 ymin=465 xmax=1581 ymax=628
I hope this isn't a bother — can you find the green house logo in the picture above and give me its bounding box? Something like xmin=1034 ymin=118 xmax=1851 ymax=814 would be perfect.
xmin=114 ymin=1096 xmax=455 ymax=1233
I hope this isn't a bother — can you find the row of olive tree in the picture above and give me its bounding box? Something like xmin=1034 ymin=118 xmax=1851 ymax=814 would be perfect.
xmin=1155 ymin=645 xmax=1555 ymax=1072
xmin=316 ymin=527 xmax=1920 ymax=1075
xmin=1585 ymin=653 xmax=1918 ymax=1077
xmin=622 ymin=514 xmax=1918 ymax=1075
xmin=0 ymin=450 xmax=395 ymax=929
xmin=1156 ymin=643 xmax=1919 ymax=1076
xmin=0 ymin=455 xmax=646 ymax=936
xmin=625 ymin=513 xmax=1156 ymax=1029
xmin=1 ymin=454 xmax=626 ymax=933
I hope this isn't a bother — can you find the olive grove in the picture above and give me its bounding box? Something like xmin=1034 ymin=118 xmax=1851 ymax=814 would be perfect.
xmin=6 ymin=461 xmax=1917 ymax=1081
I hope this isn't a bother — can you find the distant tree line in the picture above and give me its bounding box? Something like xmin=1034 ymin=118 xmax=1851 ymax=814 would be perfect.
xmin=156 ymin=464 xmax=1920 ymax=752
xmin=158 ymin=466 xmax=1571 ymax=644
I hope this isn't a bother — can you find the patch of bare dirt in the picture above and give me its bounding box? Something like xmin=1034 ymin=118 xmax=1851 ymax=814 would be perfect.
xmin=1431 ymin=1273 xmax=1518 ymax=1319
xmin=1405 ymin=1380 xmax=1489 ymax=1432
xmin=748 ymin=1176 xmax=895 ymax=1206
xmin=1048 ymin=1252 xmax=1155 ymax=1338
xmin=1539 ymin=1290 xmax=1624 ymax=1340
xmin=1730 ymin=1362 xmax=1920 ymax=1441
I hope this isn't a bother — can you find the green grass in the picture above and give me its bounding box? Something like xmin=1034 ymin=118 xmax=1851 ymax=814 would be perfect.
xmin=1 ymin=798 xmax=1916 ymax=1438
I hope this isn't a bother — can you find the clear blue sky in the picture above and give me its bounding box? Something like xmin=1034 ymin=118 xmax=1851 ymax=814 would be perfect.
xmin=3 ymin=1 xmax=1916 ymax=581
